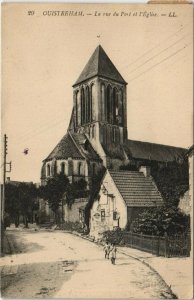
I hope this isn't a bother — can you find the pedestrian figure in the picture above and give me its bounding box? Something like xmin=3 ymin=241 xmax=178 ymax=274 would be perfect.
xmin=103 ymin=241 xmax=110 ymax=259
xmin=110 ymin=244 xmax=117 ymax=265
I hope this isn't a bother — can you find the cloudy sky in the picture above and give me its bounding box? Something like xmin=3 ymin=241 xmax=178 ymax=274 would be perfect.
xmin=2 ymin=3 xmax=193 ymax=183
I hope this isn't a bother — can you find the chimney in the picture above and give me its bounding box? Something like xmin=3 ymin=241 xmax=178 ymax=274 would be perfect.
xmin=139 ymin=166 xmax=151 ymax=177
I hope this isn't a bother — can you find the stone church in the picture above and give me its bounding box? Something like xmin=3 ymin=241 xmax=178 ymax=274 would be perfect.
xmin=40 ymin=45 xmax=187 ymax=233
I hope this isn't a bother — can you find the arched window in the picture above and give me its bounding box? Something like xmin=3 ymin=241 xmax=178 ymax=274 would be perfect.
xmin=86 ymin=86 xmax=90 ymax=123
xmin=47 ymin=164 xmax=50 ymax=177
xmin=107 ymin=85 xmax=112 ymax=123
xmin=92 ymin=164 xmax=96 ymax=175
xmin=92 ymin=125 xmax=95 ymax=138
xmin=113 ymin=127 xmax=116 ymax=143
xmin=107 ymin=125 xmax=111 ymax=145
xmin=81 ymin=88 xmax=85 ymax=125
xmin=54 ymin=161 xmax=57 ymax=175
xmin=75 ymin=91 xmax=79 ymax=126
xmin=81 ymin=91 xmax=83 ymax=125
xmin=113 ymin=87 xmax=119 ymax=125
xmin=61 ymin=162 xmax=65 ymax=174
xmin=118 ymin=90 xmax=124 ymax=126
xmin=103 ymin=125 xmax=107 ymax=144
xmin=90 ymin=84 xmax=94 ymax=121
xmin=101 ymin=83 xmax=106 ymax=121
xmin=78 ymin=162 xmax=82 ymax=176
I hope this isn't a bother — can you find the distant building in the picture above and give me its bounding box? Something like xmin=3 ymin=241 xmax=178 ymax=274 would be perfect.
xmin=6 ymin=177 xmax=33 ymax=186
xmin=40 ymin=45 xmax=187 ymax=233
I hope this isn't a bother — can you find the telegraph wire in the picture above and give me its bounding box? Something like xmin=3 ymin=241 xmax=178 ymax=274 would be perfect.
xmin=7 ymin=25 xmax=192 ymax=147
xmin=13 ymin=112 xmax=65 ymax=140
xmin=126 ymin=35 xmax=189 ymax=76
xmin=9 ymin=41 xmax=191 ymax=145
xmin=16 ymin=119 xmax=66 ymax=145
xmin=118 ymin=22 xmax=189 ymax=69
xmin=128 ymin=43 xmax=191 ymax=83
xmin=9 ymin=26 xmax=191 ymax=142
xmin=11 ymin=114 xmax=67 ymax=142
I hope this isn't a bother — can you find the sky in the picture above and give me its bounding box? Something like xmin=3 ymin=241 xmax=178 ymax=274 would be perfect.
xmin=2 ymin=3 xmax=193 ymax=183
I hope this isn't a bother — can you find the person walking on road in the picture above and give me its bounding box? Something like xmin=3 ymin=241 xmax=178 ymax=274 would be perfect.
xmin=110 ymin=244 xmax=117 ymax=265
xmin=103 ymin=241 xmax=110 ymax=259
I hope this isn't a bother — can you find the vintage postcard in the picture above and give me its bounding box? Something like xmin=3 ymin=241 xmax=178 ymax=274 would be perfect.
xmin=1 ymin=3 xmax=193 ymax=299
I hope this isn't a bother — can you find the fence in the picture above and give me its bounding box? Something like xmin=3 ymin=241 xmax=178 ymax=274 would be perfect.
xmin=104 ymin=231 xmax=191 ymax=257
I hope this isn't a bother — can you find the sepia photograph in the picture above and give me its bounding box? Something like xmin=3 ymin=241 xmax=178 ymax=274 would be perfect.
xmin=1 ymin=3 xmax=193 ymax=299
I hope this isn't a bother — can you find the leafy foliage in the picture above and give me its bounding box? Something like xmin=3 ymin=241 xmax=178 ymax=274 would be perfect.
xmin=39 ymin=173 xmax=69 ymax=213
xmin=84 ymin=167 xmax=106 ymax=227
xmin=60 ymin=221 xmax=84 ymax=233
xmin=103 ymin=228 xmax=124 ymax=245
xmin=5 ymin=183 xmax=20 ymax=227
xmin=119 ymin=164 xmax=138 ymax=171
xmin=66 ymin=178 xmax=88 ymax=207
xmin=5 ymin=182 xmax=38 ymax=227
xmin=130 ymin=206 xmax=190 ymax=236
xmin=40 ymin=173 xmax=88 ymax=224
xmin=150 ymin=160 xmax=189 ymax=207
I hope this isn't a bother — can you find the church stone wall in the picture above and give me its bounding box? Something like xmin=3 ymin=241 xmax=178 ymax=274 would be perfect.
xmin=64 ymin=198 xmax=88 ymax=223
xmin=45 ymin=158 xmax=89 ymax=183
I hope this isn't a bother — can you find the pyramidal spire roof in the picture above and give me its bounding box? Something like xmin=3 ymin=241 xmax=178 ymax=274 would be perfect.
xmin=73 ymin=45 xmax=127 ymax=86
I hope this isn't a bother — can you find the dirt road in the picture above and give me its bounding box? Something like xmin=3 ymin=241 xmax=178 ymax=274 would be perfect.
xmin=1 ymin=229 xmax=173 ymax=298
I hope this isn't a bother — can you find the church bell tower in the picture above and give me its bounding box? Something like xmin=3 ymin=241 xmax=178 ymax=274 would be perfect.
xmin=69 ymin=45 xmax=128 ymax=167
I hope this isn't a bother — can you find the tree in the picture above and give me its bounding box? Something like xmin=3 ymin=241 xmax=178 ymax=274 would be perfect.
xmin=66 ymin=178 xmax=88 ymax=207
xmin=40 ymin=173 xmax=69 ymax=224
xmin=5 ymin=183 xmax=20 ymax=227
xmin=150 ymin=160 xmax=189 ymax=207
xmin=85 ymin=167 xmax=106 ymax=228
xmin=18 ymin=183 xmax=38 ymax=228
xmin=5 ymin=182 xmax=38 ymax=228
xmin=130 ymin=206 xmax=190 ymax=236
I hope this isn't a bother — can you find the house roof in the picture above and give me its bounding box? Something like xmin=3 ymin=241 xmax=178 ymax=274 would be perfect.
xmin=44 ymin=132 xmax=101 ymax=162
xmin=73 ymin=45 xmax=127 ymax=86
xmin=125 ymin=139 xmax=186 ymax=163
xmin=109 ymin=170 xmax=164 ymax=207
xmin=6 ymin=180 xmax=33 ymax=186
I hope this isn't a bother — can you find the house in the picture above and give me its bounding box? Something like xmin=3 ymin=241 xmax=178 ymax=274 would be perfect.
xmin=40 ymin=45 xmax=188 ymax=229
xmin=89 ymin=168 xmax=163 ymax=238
xmin=6 ymin=177 xmax=33 ymax=186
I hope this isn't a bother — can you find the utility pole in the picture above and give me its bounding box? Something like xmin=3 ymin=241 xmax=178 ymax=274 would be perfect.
xmin=1 ymin=134 xmax=7 ymax=253
xmin=1 ymin=135 xmax=11 ymax=253
xmin=2 ymin=135 xmax=8 ymax=229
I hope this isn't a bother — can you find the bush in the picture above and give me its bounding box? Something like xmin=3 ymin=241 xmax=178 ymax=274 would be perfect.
xmin=130 ymin=206 xmax=190 ymax=236
xmin=60 ymin=221 xmax=84 ymax=233
xmin=103 ymin=228 xmax=125 ymax=245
